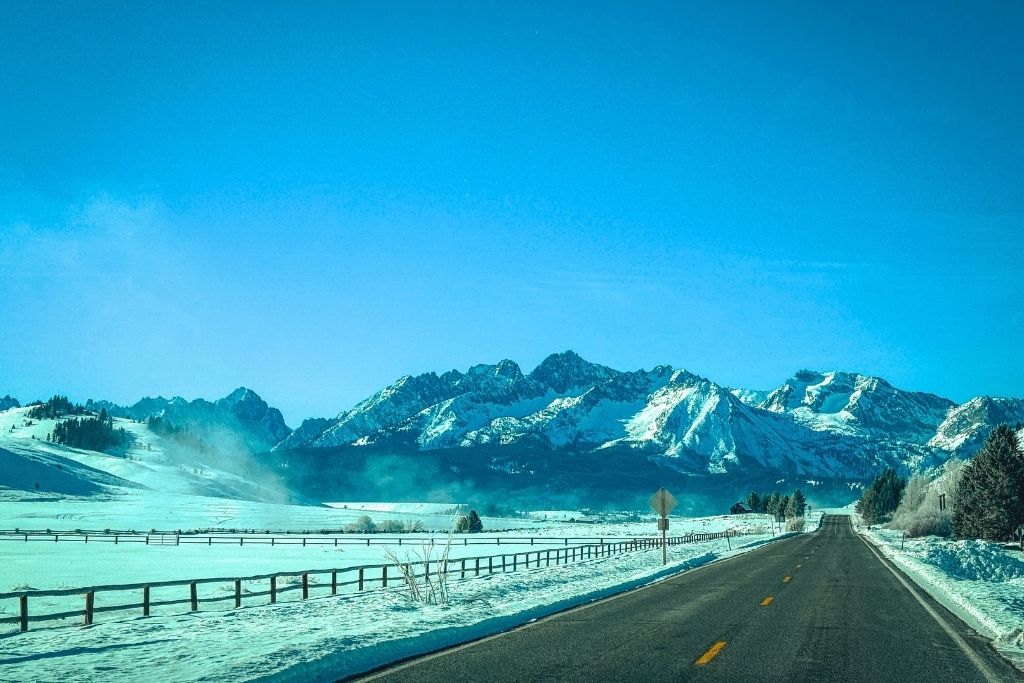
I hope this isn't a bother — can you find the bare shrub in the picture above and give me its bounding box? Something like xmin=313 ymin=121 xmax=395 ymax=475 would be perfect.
xmin=383 ymin=532 xmax=454 ymax=605
xmin=344 ymin=515 xmax=376 ymax=533
xmin=889 ymin=460 xmax=965 ymax=537
xmin=785 ymin=517 xmax=805 ymax=532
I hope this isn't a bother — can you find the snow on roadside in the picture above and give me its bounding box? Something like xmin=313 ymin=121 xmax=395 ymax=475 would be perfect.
xmin=858 ymin=524 xmax=1024 ymax=669
xmin=0 ymin=531 xmax=784 ymax=682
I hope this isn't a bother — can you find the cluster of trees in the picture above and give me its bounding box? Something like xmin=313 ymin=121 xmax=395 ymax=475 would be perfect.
xmin=855 ymin=468 xmax=907 ymax=525
xmin=455 ymin=510 xmax=484 ymax=533
xmin=952 ymin=425 xmax=1024 ymax=541
xmin=888 ymin=460 xmax=965 ymax=537
xmin=27 ymin=395 xmax=87 ymax=420
xmin=868 ymin=425 xmax=1023 ymax=541
xmin=746 ymin=489 xmax=807 ymax=520
xmin=49 ymin=410 xmax=130 ymax=453
xmin=342 ymin=516 xmax=427 ymax=533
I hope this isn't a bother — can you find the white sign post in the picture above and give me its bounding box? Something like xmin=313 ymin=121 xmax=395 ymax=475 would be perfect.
xmin=649 ymin=488 xmax=677 ymax=566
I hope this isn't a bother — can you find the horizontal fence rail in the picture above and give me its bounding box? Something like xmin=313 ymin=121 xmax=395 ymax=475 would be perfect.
xmin=0 ymin=529 xmax=760 ymax=633
xmin=0 ymin=530 xmax=745 ymax=547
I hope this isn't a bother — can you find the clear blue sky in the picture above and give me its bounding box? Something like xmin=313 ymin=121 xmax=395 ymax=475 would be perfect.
xmin=1 ymin=1 xmax=1021 ymax=426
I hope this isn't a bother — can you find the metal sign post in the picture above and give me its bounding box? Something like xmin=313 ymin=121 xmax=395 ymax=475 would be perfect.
xmin=649 ymin=488 xmax=677 ymax=566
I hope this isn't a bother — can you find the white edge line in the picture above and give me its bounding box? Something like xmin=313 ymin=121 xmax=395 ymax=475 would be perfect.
xmin=855 ymin=522 xmax=1004 ymax=683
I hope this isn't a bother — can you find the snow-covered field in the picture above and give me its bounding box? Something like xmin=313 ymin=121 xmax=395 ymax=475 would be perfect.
xmin=859 ymin=522 xmax=1024 ymax=670
xmin=0 ymin=520 xmax=791 ymax=682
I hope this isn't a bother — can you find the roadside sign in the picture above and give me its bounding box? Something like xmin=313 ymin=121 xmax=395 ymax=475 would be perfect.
xmin=649 ymin=488 xmax=677 ymax=517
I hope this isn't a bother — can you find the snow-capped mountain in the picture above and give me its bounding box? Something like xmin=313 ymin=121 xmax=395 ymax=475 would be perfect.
xmin=87 ymin=387 xmax=291 ymax=453
xmin=272 ymin=351 xmax=1019 ymax=480
xmin=927 ymin=396 xmax=1024 ymax=454
xmin=758 ymin=370 xmax=955 ymax=445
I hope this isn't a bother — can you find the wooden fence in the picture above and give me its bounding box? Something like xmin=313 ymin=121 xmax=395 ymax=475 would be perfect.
xmin=0 ymin=530 xmax=752 ymax=548
xmin=0 ymin=530 xmax=752 ymax=633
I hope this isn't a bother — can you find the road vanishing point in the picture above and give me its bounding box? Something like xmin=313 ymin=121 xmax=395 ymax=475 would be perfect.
xmin=350 ymin=515 xmax=1022 ymax=683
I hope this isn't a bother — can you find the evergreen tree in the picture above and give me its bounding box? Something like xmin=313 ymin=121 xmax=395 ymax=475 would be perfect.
xmin=952 ymin=425 xmax=1024 ymax=541
xmin=784 ymin=495 xmax=798 ymax=519
xmin=856 ymin=467 xmax=907 ymax=524
xmin=791 ymin=489 xmax=806 ymax=517
xmin=467 ymin=510 xmax=483 ymax=533
xmin=746 ymin=491 xmax=762 ymax=512
xmin=765 ymin=492 xmax=781 ymax=517
xmin=778 ymin=495 xmax=791 ymax=520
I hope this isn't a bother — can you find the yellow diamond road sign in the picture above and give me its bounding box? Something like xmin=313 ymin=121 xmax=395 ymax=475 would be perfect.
xmin=650 ymin=488 xmax=677 ymax=517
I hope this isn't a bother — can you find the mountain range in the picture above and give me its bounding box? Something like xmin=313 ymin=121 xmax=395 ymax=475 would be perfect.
xmin=6 ymin=351 xmax=1024 ymax=510
xmin=272 ymin=351 xmax=1024 ymax=480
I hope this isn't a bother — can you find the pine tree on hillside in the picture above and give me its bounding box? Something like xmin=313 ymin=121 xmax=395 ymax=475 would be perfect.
xmin=952 ymin=425 xmax=1024 ymax=541
xmin=746 ymin=491 xmax=762 ymax=513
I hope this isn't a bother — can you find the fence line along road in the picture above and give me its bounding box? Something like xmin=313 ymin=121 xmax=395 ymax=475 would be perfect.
xmin=1 ymin=529 xmax=758 ymax=634
xmin=0 ymin=530 xmax=751 ymax=547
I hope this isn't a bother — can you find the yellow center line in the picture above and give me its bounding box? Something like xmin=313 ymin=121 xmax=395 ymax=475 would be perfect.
xmin=783 ymin=576 xmax=791 ymax=583
xmin=760 ymin=596 xmax=774 ymax=606
xmin=695 ymin=641 xmax=727 ymax=666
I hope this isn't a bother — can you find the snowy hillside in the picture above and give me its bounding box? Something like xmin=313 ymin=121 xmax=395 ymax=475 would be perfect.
xmin=0 ymin=406 xmax=291 ymax=503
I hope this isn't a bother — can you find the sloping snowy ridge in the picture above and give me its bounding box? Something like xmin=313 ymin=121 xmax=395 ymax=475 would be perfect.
xmin=0 ymin=528 xmax=799 ymax=682
xmin=859 ymin=525 xmax=1024 ymax=670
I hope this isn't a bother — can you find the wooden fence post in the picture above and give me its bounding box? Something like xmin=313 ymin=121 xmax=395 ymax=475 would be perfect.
xmin=382 ymin=565 xmax=388 ymax=588
xmin=331 ymin=570 xmax=337 ymax=595
xmin=20 ymin=595 xmax=28 ymax=632
xmin=302 ymin=574 xmax=309 ymax=599
xmin=190 ymin=582 xmax=198 ymax=611
xmin=143 ymin=586 xmax=150 ymax=616
xmin=461 ymin=559 xmax=466 ymax=579
xmin=235 ymin=580 xmax=242 ymax=608
xmin=358 ymin=568 xmax=364 ymax=591
xmin=270 ymin=576 xmax=277 ymax=603
xmin=84 ymin=591 xmax=94 ymax=626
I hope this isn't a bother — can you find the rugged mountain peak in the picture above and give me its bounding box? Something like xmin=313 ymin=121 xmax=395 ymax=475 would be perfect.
xmin=0 ymin=395 xmax=21 ymax=411
xmin=759 ymin=369 xmax=955 ymax=445
xmin=220 ymin=387 xmax=257 ymax=404
xmin=528 ymin=350 xmax=619 ymax=394
xmin=928 ymin=396 xmax=1024 ymax=453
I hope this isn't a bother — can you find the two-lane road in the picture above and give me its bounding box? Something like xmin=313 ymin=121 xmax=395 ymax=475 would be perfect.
xmin=351 ymin=516 xmax=1022 ymax=682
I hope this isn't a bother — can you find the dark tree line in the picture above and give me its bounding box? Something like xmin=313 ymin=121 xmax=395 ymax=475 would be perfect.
xmin=49 ymin=410 xmax=130 ymax=453
xmin=746 ymin=489 xmax=806 ymax=519
xmin=27 ymin=395 xmax=87 ymax=420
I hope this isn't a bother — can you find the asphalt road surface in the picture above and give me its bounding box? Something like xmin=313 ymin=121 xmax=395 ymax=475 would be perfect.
xmin=350 ymin=515 xmax=1022 ymax=683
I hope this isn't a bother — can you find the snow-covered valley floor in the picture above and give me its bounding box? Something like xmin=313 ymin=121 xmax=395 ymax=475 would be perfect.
xmin=0 ymin=512 xmax=793 ymax=682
